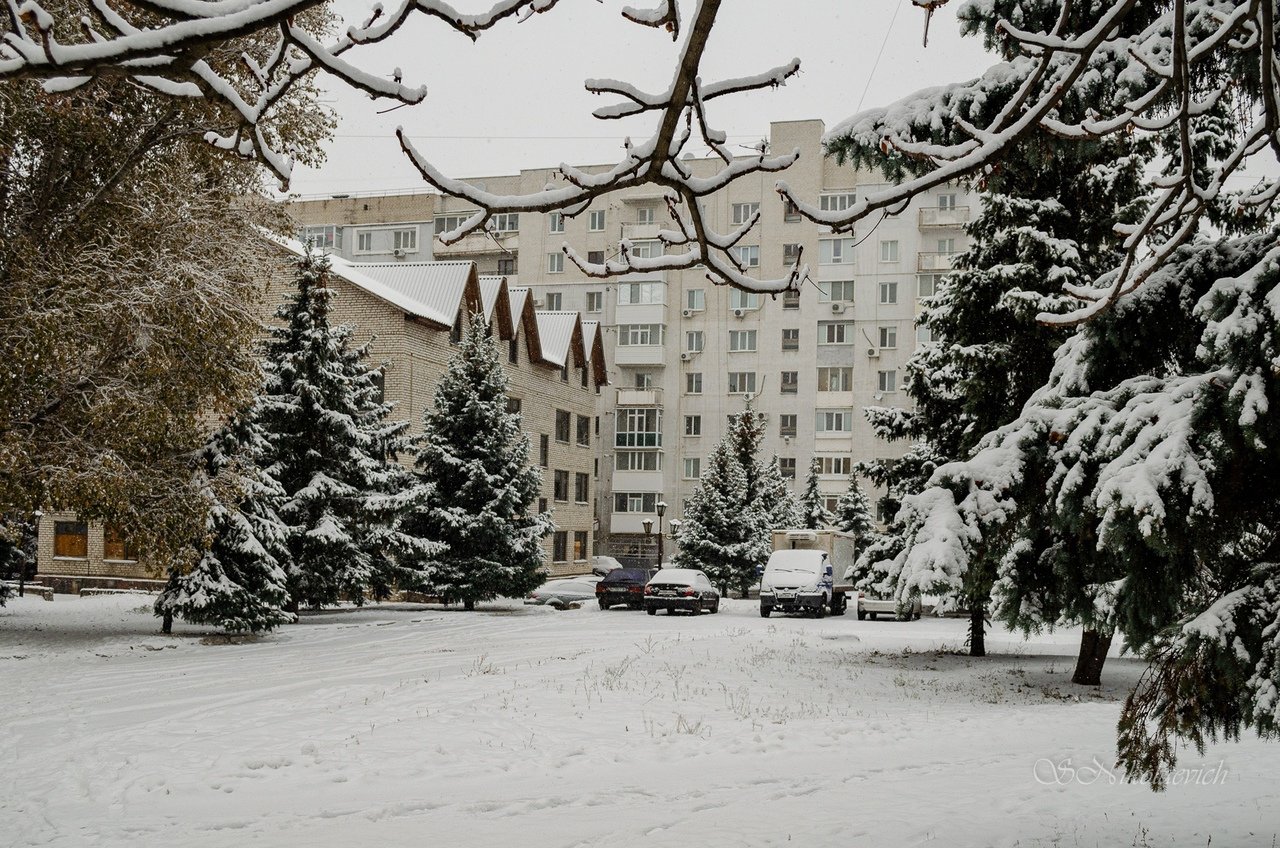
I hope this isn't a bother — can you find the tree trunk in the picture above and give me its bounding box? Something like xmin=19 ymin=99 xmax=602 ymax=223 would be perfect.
xmin=464 ymin=598 xmax=475 ymax=611
xmin=1071 ymin=629 xmax=1112 ymax=686
xmin=285 ymin=596 xmax=299 ymax=617
xmin=968 ymin=603 xmax=986 ymax=657
xmin=161 ymin=611 xmax=173 ymax=634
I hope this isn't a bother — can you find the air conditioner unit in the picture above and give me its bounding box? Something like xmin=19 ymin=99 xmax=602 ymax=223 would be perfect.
xmin=866 ymin=347 xmax=880 ymax=358
xmin=680 ymin=351 xmax=695 ymax=362
xmin=830 ymin=302 xmax=846 ymax=314
xmin=533 ymin=299 xmax=545 ymax=309
xmin=681 ymin=308 xmax=695 ymax=318
xmin=732 ymin=308 xmax=747 ymax=319
xmin=393 ymin=248 xmax=407 ymax=258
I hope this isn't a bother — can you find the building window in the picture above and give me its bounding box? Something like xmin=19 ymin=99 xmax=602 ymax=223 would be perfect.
xmin=543 ymin=292 xmax=562 ymax=311
xmin=880 ymin=240 xmax=900 ymax=262
xmin=573 ymin=531 xmax=588 ymax=561
xmin=491 ymin=213 xmax=519 ymax=232
xmin=53 ymin=521 xmax=88 ymax=559
xmin=617 ymin=323 xmax=664 ymax=346
xmin=685 ymin=414 xmax=702 ymax=436
xmin=356 ymin=230 xmax=373 ymax=253
xmin=937 ymin=237 xmax=957 ymax=254
xmin=617 ymin=282 xmax=664 ymax=305
xmin=918 ymin=274 xmax=942 ymax=297
xmin=780 ymin=371 xmax=799 ymax=394
xmin=879 ymin=281 xmax=899 ymax=304
xmin=917 ymin=323 xmax=934 ymax=344
xmin=548 ymin=253 xmax=564 ymax=273
xmin=586 ymin=291 xmax=604 ymax=312
xmin=616 ymin=408 xmax=662 ymax=447
xmin=588 ymin=210 xmax=606 ymax=231
xmin=538 ymin=497 xmax=548 ymax=514
xmin=731 ymin=202 xmax=760 ymax=225
xmin=575 ymin=472 xmax=590 ymax=503
xmin=819 ymin=237 xmax=856 ymax=265
xmin=394 ymin=228 xmax=417 ymax=252
xmin=553 ymin=531 xmax=568 ymax=562
xmin=779 ymin=414 xmax=797 ymax=437
xmin=630 ymin=240 xmax=661 ymax=259
xmin=783 ymin=290 xmax=800 ymax=310
xmin=450 ymin=317 xmax=462 ymax=345
xmin=587 ymin=250 xmax=605 ymax=265
xmin=818 ymin=366 xmax=854 ymax=392
xmin=686 ymin=372 xmax=703 ymax=394
xmin=435 ymin=213 xmax=472 ymax=234
xmin=783 ymin=198 xmax=802 ymax=222
xmin=820 ymin=192 xmax=857 ymax=212
xmin=778 ymin=457 xmax=797 ymax=478
xmin=783 ymin=242 xmax=802 ymax=263
xmin=508 ymin=337 xmax=519 ymax=364
xmin=506 ymin=397 xmax=522 ymax=416
xmin=818 ymin=322 xmax=853 ymax=345
xmin=820 ymin=280 xmax=856 ymax=302
xmin=781 ymin=328 xmax=800 ymax=351
xmin=576 ymin=415 xmax=591 ymax=446
xmin=614 ymin=492 xmax=660 ymax=513
xmin=548 ymin=212 xmax=565 ymax=233
xmin=497 ymin=257 xmax=515 ymax=275
xmin=728 ymin=330 xmax=757 ymax=352
xmin=581 ymin=365 xmax=589 ymax=388
xmin=878 ymin=370 xmax=898 ymax=392
xmin=539 ymin=434 xmax=549 ymax=467
xmin=733 ymin=245 xmax=760 ymax=268
xmin=633 ymin=371 xmax=656 ymax=389
xmin=560 ymin=362 xmax=569 ymax=382
xmin=727 ymin=371 xmax=757 ymax=394
xmin=302 ymin=225 xmax=342 ymax=250
xmin=818 ymin=456 xmax=854 ymax=475
xmin=685 ymin=331 xmax=704 ymax=352
xmin=103 ymin=526 xmax=138 ymax=561
xmin=729 ymin=289 xmax=760 ymax=311
xmin=879 ymin=326 xmax=898 ymax=349
xmin=938 ymin=192 xmax=957 ymax=210
xmin=816 ymin=410 xmax=853 ymax=433
xmin=554 ymin=470 xmax=570 ymax=501
xmin=615 ymin=450 xmax=662 ymax=471
xmin=635 ymin=206 xmax=656 ymax=225
xmin=555 ymin=409 xmax=571 ymax=443
xmin=686 ymin=289 xmax=706 ymax=311
xmin=683 ymin=457 xmax=702 ymax=479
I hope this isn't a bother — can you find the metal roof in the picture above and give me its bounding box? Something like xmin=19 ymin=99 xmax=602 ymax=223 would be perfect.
xmin=350 ymin=261 xmax=475 ymax=326
xmin=534 ymin=311 xmax=580 ymax=368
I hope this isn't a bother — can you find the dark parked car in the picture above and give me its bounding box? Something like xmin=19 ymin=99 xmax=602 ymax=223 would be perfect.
xmin=596 ymin=567 xmax=656 ymax=610
xmin=644 ymin=568 xmax=720 ymax=615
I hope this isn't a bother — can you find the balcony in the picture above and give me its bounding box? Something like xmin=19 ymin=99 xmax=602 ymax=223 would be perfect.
xmin=616 ymin=387 xmax=663 ymax=406
xmin=917 ymin=252 xmax=957 ymax=272
xmin=918 ymin=206 xmax=971 ymax=228
xmin=621 ymin=222 xmax=663 ymax=241
xmin=433 ymin=231 xmax=517 ymax=256
xmin=614 ymin=344 xmax=667 ymax=367
xmin=615 ymin=301 xmax=666 ymax=325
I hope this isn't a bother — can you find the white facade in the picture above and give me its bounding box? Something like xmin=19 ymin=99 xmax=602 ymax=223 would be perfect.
xmin=289 ymin=119 xmax=972 ymax=562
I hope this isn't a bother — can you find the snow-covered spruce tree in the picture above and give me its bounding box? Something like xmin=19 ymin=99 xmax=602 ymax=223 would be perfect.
xmin=155 ymin=409 xmax=293 ymax=634
xmin=834 ymin=476 xmax=874 ymax=549
xmin=799 ymin=459 xmax=832 ymax=530
xmin=259 ymin=250 xmax=432 ymax=610
xmin=407 ymin=311 xmax=550 ymax=610
xmin=674 ymin=435 xmax=768 ymax=598
xmin=758 ymin=455 xmax=801 ymax=529
xmin=0 ymin=514 xmax=36 ymax=605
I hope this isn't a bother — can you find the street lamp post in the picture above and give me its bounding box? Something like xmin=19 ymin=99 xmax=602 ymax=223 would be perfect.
xmin=655 ymin=501 xmax=667 ymax=570
xmin=641 ymin=517 xmax=653 ymax=569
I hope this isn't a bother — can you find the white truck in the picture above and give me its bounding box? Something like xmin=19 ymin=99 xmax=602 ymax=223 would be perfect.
xmin=758 ymin=529 xmax=857 ymax=618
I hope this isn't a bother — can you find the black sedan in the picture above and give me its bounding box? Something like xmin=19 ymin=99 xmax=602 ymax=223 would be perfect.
xmin=596 ymin=567 xmax=656 ymax=610
xmin=643 ymin=568 xmax=720 ymax=615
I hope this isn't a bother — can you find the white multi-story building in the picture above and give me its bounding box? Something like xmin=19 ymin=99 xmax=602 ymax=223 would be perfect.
xmin=289 ymin=119 xmax=972 ymax=564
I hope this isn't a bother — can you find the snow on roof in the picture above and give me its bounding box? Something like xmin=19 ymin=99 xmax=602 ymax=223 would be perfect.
xmin=477 ymin=275 xmax=515 ymax=338
xmin=477 ymin=275 xmax=504 ymax=322
xmin=351 ymin=261 xmax=477 ymax=328
xmin=533 ymin=311 xmax=581 ymax=369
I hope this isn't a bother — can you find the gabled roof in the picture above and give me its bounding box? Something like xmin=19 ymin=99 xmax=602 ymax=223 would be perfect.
xmin=352 ymin=261 xmax=480 ymax=329
xmin=477 ymin=275 xmax=515 ymax=339
xmin=580 ymin=320 xmax=609 ymax=386
xmin=507 ymin=286 xmax=543 ymax=363
xmin=534 ymin=311 xmax=584 ymax=369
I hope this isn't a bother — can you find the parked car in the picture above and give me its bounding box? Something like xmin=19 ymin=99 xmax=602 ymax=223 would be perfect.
xmin=596 ymin=567 xmax=656 ymax=610
xmin=590 ymin=555 xmax=624 ymax=578
xmin=855 ymin=590 xmax=927 ymax=621
xmin=525 ymin=577 xmax=600 ymax=610
xmin=643 ymin=568 xmax=720 ymax=615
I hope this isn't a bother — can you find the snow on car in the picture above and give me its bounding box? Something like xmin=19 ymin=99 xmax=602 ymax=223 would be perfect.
xmin=643 ymin=567 xmax=720 ymax=615
xmin=524 ymin=577 xmax=599 ymax=609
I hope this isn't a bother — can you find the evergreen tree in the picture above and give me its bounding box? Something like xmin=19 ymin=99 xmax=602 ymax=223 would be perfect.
xmin=799 ymin=459 xmax=832 ymax=529
xmin=259 ymin=250 xmax=432 ymax=609
xmin=408 ymin=311 xmax=551 ymax=610
xmin=758 ymin=454 xmax=800 ymax=529
xmin=834 ymin=476 xmax=874 ymax=548
xmin=155 ymin=409 xmax=294 ymax=634
xmin=0 ymin=514 xmax=36 ymax=605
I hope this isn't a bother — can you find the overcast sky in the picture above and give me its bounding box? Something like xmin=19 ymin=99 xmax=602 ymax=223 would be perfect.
xmin=285 ymin=0 xmax=998 ymax=197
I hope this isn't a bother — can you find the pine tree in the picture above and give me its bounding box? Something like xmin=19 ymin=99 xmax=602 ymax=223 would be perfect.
xmin=799 ymin=459 xmax=832 ymax=529
xmin=259 ymin=250 xmax=432 ymax=609
xmin=758 ymin=455 xmax=800 ymax=529
xmin=834 ymin=476 xmax=874 ymax=547
xmin=155 ymin=409 xmax=294 ymax=633
xmin=407 ymin=311 xmax=551 ymax=610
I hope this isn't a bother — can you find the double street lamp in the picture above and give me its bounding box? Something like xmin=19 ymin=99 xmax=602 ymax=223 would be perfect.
xmin=641 ymin=500 xmax=668 ymax=570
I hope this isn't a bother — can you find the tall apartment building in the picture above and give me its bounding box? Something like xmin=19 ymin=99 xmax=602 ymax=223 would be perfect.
xmin=289 ymin=119 xmax=972 ymax=564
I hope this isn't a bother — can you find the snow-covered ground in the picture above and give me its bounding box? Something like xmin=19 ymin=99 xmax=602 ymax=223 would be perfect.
xmin=2 ymin=594 xmax=1275 ymax=847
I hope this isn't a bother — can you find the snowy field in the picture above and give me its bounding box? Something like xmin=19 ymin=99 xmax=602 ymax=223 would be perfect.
xmin=2 ymin=595 xmax=1276 ymax=848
